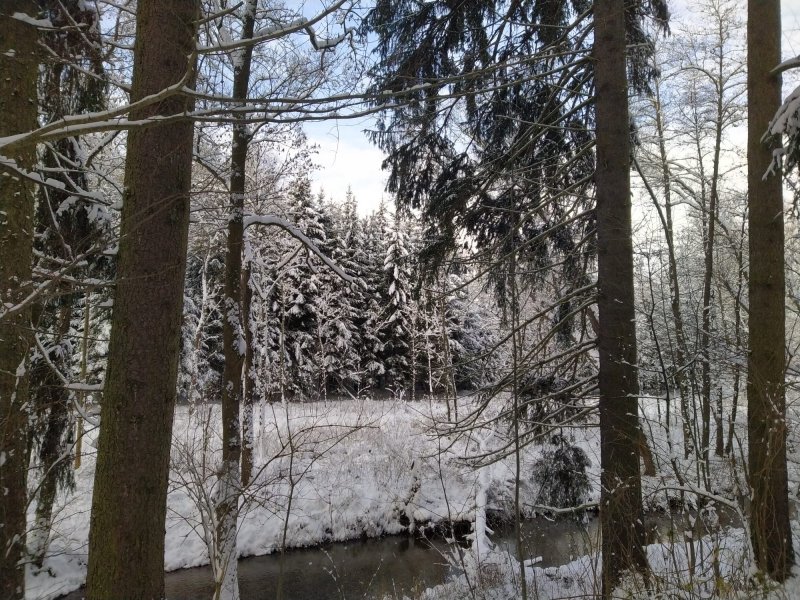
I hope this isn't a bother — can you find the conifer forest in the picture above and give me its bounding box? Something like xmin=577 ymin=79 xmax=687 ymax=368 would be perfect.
xmin=5 ymin=0 xmax=800 ymax=598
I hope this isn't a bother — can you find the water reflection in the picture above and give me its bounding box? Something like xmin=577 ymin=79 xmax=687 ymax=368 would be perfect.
xmin=59 ymin=510 xmax=738 ymax=600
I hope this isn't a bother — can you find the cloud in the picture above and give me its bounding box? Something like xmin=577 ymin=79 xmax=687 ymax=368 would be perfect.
xmin=305 ymin=120 xmax=389 ymax=216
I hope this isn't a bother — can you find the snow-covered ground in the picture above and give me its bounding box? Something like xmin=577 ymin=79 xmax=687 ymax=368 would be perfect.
xmin=25 ymin=394 xmax=800 ymax=599
xmin=28 ymin=396 xmax=593 ymax=599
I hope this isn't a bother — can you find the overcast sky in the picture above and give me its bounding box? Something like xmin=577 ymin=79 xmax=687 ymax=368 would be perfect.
xmin=304 ymin=0 xmax=800 ymax=217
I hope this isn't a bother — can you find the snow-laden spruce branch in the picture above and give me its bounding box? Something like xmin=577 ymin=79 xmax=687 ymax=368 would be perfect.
xmin=11 ymin=12 xmax=58 ymax=30
xmin=243 ymin=214 xmax=353 ymax=283
xmin=767 ymin=83 xmax=800 ymax=173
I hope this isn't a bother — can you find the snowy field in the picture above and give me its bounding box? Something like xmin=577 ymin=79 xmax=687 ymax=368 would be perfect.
xmin=26 ymin=394 xmax=800 ymax=599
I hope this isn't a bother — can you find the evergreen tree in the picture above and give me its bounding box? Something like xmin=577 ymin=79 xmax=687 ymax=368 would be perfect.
xmin=86 ymin=1 xmax=199 ymax=595
xmin=340 ymin=191 xmax=371 ymax=392
xmin=0 ymin=5 xmax=39 ymax=593
xmin=272 ymin=176 xmax=327 ymax=396
xmin=27 ymin=0 xmax=112 ymax=567
xmin=360 ymin=202 xmax=390 ymax=388
xmin=382 ymin=214 xmax=413 ymax=392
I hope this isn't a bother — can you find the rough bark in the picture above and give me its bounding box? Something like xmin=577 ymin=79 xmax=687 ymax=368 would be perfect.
xmin=85 ymin=1 xmax=198 ymax=597
xmin=594 ymin=0 xmax=649 ymax=594
xmin=0 ymin=4 xmax=38 ymax=597
xmin=746 ymin=0 xmax=794 ymax=581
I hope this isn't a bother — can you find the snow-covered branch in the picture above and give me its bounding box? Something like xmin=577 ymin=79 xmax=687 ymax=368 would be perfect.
xmin=33 ymin=334 xmax=102 ymax=425
xmin=772 ymin=55 xmax=800 ymax=76
xmin=243 ymin=214 xmax=353 ymax=283
xmin=197 ymin=0 xmax=351 ymax=55
xmin=0 ymin=64 xmax=193 ymax=152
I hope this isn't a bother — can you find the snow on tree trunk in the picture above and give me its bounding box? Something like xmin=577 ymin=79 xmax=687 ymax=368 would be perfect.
xmin=473 ymin=434 xmax=494 ymax=563
xmin=213 ymin=459 xmax=241 ymax=600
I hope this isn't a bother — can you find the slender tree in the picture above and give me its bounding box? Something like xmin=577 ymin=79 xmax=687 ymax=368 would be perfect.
xmin=594 ymin=0 xmax=649 ymax=593
xmin=0 ymin=4 xmax=39 ymax=597
xmin=215 ymin=2 xmax=257 ymax=596
xmin=746 ymin=0 xmax=794 ymax=581
xmin=85 ymin=0 xmax=199 ymax=597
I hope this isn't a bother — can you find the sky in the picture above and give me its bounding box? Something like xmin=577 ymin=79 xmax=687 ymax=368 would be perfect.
xmin=304 ymin=0 xmax=800 ymax=218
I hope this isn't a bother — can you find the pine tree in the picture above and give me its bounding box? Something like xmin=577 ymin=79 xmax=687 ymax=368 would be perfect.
xmin=273 ymin=177 xmax=327 ymax=396
xmin=28 ymin=0 xmax=111 ymax=567
xmin=314 ymin=191 xmax=363 ymax=394
xmin=340 ymin=191 xmax=371 ymax=393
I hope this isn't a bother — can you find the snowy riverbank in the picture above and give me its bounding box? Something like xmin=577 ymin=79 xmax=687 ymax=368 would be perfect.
xmin=26 ymin=395 xmax=800 ymax=599
xmin=29 ymin=396 xmax=597 ymax=599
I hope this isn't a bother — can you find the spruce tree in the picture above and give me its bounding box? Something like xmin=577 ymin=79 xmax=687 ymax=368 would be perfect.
xmin=86 ymin=1 xmax=199 ymax=596
xmin=0 ymin=4 xmax=39 ymax=595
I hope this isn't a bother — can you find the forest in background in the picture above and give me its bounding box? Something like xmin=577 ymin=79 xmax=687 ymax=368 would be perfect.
xmin=3 ymin=0 xmax=800 ymax=598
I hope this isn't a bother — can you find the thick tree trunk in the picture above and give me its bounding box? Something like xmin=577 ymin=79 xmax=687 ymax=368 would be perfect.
xmin=746 ymin=0 xmax=794 ymax=581
xmin=0 ymin=5 xmax=38 ymax=597
xmin=85 ymin=1 xmax=198 ymax=597
xmin=594 ymin=0 xmax=648 ymax=594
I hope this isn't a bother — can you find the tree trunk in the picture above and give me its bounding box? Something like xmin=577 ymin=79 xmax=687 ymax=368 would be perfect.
xmin=85 ymin=1 xmax=198 ymax=597
xmin=30 ymin=371 xmax=70 ymax=568
xmin=652 ymin=83 xmax=694 ymax=459
xmin=241 ymin=260 xmax=256 ymax=488
xmin=30 ymin=300 xmax=73 ymax=568
xmin=216 ymin=4 xmax=258 ymax=598
xmin=0 ymin=5 xmax=38 ymax=597
xmin=726 ymin=253 xmax=745 ymax=456
xmin=746 ymin=0 xmax=794 ymax=581
xmin=700 ymin=105 xmax=722 ymax=476
xmin=594 ymin=0 xmax=649 ymax=594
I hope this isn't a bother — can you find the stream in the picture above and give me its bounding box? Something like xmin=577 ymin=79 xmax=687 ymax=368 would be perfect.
xmin=59 ymin=511 xmax=727 ymax=600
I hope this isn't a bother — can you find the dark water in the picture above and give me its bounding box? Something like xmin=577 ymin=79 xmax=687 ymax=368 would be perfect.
xmin=59 ymin=535 xmax=453 ymax=600
xmin=59 ymin=511 xmax=736 ymax=600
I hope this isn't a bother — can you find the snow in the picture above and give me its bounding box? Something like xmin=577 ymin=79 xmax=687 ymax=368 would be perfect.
xmin=24 ymin=394 xmax=800 ymax=599
xmin=11 ymin=13 xmax=54 ymax=29
xmin=27 ymin=396 xmax=585 ymax=598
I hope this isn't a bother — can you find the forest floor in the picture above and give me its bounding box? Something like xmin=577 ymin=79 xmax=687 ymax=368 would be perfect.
xmin=25 ymin=394 xmax=800 ymax=599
